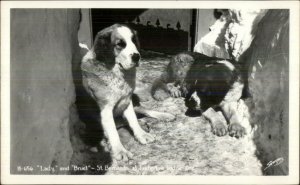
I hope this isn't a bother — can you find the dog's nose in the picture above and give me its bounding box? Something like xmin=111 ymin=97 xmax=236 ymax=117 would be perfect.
xmin=132 ymin=53 xmax=140 ymax=64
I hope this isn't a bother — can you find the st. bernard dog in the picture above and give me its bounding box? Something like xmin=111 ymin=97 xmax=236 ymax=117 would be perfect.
xmin=81 ymin=24 xmax=174 ymax=161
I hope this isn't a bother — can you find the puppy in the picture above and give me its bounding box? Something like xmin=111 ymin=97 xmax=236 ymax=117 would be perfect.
xmin=151 ymin=52 xmax=195 ymax=101
xmin=81 ymin=24 xmax=157 ymax=161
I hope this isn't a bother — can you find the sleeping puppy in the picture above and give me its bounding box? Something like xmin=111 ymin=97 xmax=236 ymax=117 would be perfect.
xmin=182 ymin=52 xmax=246 ymax=138
xmin=81 ymin=24 xmax=173 ymax=161
xmin=152 ymin=52 xmax=247 ymax=138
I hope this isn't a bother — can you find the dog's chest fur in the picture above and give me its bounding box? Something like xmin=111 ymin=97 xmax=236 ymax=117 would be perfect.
xmin=81 ymin=59 xmax=136 ymax=116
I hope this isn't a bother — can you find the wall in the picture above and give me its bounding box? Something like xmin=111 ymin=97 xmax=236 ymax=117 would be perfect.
xmin=10 ymin=9 xmax=82 ymax=174
xmin=244 ymin=10 xmax=289 ymax=175
xmin=194 ymin=9 xmax=216 ymax=44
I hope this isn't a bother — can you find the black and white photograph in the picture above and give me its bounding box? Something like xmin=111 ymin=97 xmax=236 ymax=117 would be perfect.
xmin=1 ymin=1 xmax=299 ymax=184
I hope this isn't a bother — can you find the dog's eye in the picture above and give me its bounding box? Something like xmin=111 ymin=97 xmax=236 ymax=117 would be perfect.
xmin=116 ymin=40 xmax=126 ymax=48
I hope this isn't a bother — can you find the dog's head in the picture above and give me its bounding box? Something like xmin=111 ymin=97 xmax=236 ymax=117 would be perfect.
xmin=93 ymin=24 xmax=140 ymax=70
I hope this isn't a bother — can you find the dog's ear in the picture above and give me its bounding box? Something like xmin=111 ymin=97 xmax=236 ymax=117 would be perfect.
xmin=132 ymin=29 xmax=140 ymax=50
xmin=93 ymin=27 xmax=114 ymax=64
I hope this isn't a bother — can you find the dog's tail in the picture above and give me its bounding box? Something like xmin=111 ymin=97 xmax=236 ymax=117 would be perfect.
xmin=79 ymin=42 xmax=90 ymax=51
xmin=134 ymin=106 xmax=176 ymax=122
xmin=80 ymin=42 xmax=96 ymax=66
xmin=79 ymin=42 xmax=94 ymax=65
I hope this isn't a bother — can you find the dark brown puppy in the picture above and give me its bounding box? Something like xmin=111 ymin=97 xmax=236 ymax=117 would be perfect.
xmin=151 ymin=52 xmax=195 ymax=101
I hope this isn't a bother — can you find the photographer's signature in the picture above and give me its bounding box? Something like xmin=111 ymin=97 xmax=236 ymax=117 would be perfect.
xmin=264 ymin=157 xmax=284 ymax=171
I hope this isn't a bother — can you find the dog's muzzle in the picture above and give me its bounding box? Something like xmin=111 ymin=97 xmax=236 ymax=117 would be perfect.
xmin=132 ymin=53 xmax=140 ymax=66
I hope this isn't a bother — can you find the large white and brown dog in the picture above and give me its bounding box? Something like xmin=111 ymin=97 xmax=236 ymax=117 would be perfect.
xmin=81 ymin=24 xmax=174 ymax=161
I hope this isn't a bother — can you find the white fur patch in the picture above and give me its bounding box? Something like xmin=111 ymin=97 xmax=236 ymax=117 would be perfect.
xmin=124 ymin=102 xmax=143 ymax=134
xmin=79 ymin=42 xmax=89 ymax=51
xmin=115 ymin=26 xmax=139 ymax=69
xmin=82 ymin=50 xmax=95 ymax=63
xmin=217 ymin=60 xmax=235 ymax=71
xmin=221 ymin=80 xmax=244 ymax=103
xmin=117 ymin=27 xmax=138 ymax=53
xmin=117 ymin=27 xmax=133 ymax=41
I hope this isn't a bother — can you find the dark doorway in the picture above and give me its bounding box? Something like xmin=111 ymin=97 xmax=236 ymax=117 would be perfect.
xmin=91 ymin=9 xmax=196 ymax=54
xmin=91 ymin=9 xmax=147 ymax=39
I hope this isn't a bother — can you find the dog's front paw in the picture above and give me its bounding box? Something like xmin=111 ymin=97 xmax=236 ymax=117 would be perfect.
xmin=167 ymin=84 xmax=181 ymax=98
xmin=112 ymin=147 xmax=133 ymax=161
xmin=212 ymin=122 xmax=227 ymax=137
xmin=153 ymin=89 xmax=170 ymax=101
xmin=135 ymin=131 xmax=155 ymax=144
xmin=228 ymin=123 xmax=246 ymax=138
xmin=180 ymin=85 xmax=189 ymax=97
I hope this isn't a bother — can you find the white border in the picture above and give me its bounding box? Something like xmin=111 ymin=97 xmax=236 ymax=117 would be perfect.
xmin=1 ymin=1 xmax=299 ymax=184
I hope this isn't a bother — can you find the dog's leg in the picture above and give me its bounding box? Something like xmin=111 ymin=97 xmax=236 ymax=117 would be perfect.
xmin=220 ymin=101 xmax=247 ymax=138
xmin=124 ymin=102 xmax=155 ymax=144
xmin=167 ymin=83 xmax=182 ymax=98
xmin=100 ymin=106 xmax=133 ymax=161
xmin=151 ymin=73 xmax=172 ymax=101
xmin=219 ymin=80 xmax=247 ymax=138
xmin=202 ymin=108 xmax=227 ymax=136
